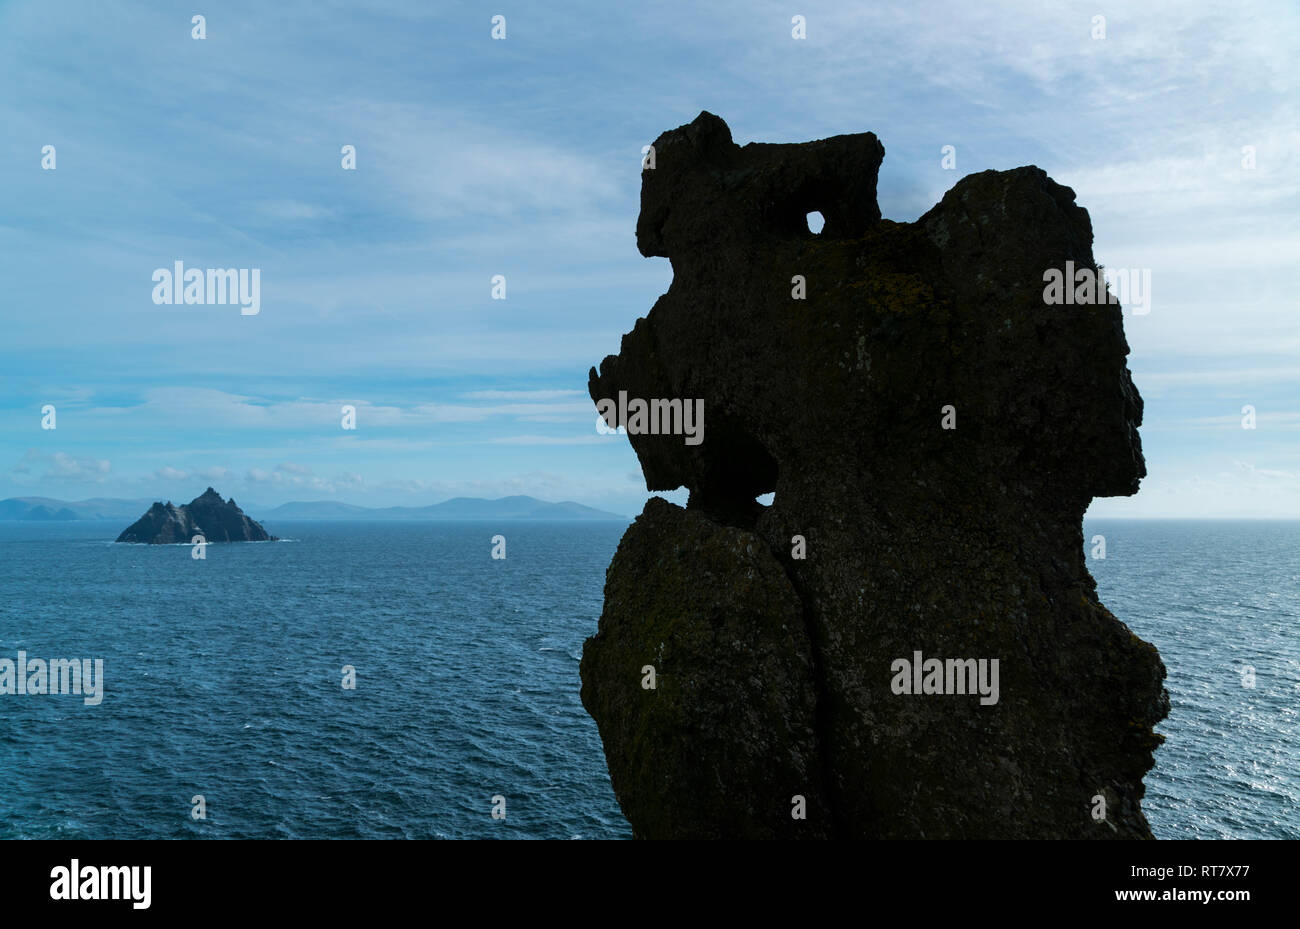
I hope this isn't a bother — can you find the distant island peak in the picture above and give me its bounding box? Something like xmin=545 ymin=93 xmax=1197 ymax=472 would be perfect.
xmin=116 ymin=488 xmax=278 ymax=543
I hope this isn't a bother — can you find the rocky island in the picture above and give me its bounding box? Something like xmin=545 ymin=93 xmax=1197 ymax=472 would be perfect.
xmin=580 ymin=112 xmax=1168 ymax=839
xmin=116 ymin=488 xmax=277 ymax=543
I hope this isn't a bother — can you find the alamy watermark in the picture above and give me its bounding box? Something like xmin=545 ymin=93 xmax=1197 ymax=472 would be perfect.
xmin=50 ymin=859 xmax=150 ymax=909
xmin=595 ymin=391 xmax=704 ymax=446
xmin=0 ymin=651 xmax=104 ymax=705
xmin=1042 ymin=260 xmax=1150 ymax=315
xmin=151 ymin=261 xmax=261 ymax=315
xmin=890 ymin=651 xmax=999 ymax=705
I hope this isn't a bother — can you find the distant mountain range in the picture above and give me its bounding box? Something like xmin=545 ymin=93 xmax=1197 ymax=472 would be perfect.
xmin=259 ymin=495 xmax=626 ymax=521
xmin=0 ymin=497 xmax=158 ymax=521
xmin=0 ymin=494 xmax=627 ymax=522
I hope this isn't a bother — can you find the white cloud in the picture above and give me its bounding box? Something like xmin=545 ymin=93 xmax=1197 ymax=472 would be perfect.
xmin=486 ymin=435 xmax=609 ymax=445
xmin=334 ymin=100 xmax=624 ymax=222
xmin=254 ymin=199 xmax=335 ymax=222
xmin=88 ymin=388 xmax=595 ymax=432
xmin=46 ymin=452 xmax=111 ymax=482
xmin=461 ymin=389 xmax=588 ymax=402
xmin=1234 ymin=460 xmax=1295 ymax=480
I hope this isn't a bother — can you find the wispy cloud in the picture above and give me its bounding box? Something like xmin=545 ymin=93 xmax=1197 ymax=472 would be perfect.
xmin=1 ymin=0 xmax=1296 ymax=516
xmin=10 ymin=450 xmax=112 ymax=483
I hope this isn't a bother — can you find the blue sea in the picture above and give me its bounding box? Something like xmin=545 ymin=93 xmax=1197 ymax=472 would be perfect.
xmin=0 ymin=518 xmax=1296 ymax=839
xmin=1087 ymin=520 xmax=1300 ymax=840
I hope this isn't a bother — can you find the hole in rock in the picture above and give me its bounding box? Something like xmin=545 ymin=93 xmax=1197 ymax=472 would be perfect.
xmin=806 ymin=211 xmax=825 ymax=234
xmin=686 ymin=423 xmax=777 ymax=530
xmin=756 ymin=493 xmax=775 ymax=507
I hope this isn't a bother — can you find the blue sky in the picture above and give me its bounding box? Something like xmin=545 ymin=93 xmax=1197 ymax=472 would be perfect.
xmin=1 ymin=0 xmax=1296 ymax=517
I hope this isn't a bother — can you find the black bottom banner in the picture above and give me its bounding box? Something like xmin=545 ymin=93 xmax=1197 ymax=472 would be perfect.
xmin=0 ymin=838 xmax=1276 ymax=916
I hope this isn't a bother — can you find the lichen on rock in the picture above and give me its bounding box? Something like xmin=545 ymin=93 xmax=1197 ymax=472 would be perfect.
xmin=581 ymin=111 xmax=1168 ymax=839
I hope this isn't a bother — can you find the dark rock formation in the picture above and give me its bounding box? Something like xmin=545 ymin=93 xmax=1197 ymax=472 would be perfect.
xmin=581 ymin=112 xmax=1168 ymax=839
xmin=116 ymin=488 xmax=276 ymax=543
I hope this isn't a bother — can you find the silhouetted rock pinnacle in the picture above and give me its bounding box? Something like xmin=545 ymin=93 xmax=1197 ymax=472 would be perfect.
xmin=116 ymin=487 xmax=277 ymax=543
xmin=581 ymin=111 xmax=1167 ymax=839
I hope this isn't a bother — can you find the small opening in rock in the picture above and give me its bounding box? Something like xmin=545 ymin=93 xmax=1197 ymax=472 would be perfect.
xmin=756 ymin=493 xmax=775 ymax=507
xmin=806 ymin=211 xmax=825 ymax=234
